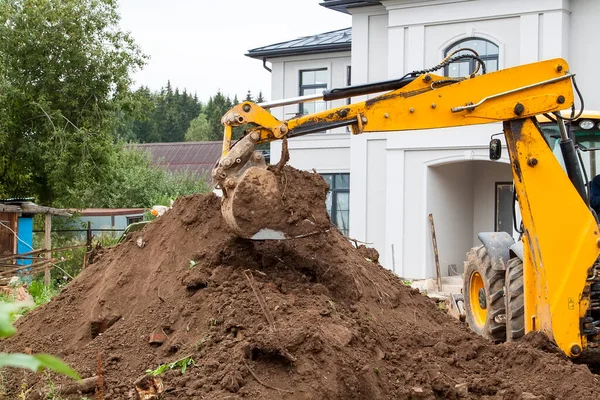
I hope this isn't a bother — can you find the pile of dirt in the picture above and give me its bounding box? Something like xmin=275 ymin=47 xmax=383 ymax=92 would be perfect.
xmin=3 ymin=166 xmax=600 ymax=399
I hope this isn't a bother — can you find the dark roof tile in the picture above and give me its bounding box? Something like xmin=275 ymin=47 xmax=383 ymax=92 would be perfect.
xmin=128 ymin=142 xmax=222 ymax=180
xmin=247 ymin=28 xmax=351 ymax=59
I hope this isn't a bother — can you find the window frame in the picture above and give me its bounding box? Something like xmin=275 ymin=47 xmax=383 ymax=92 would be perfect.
xmin=127 ymin=215 xmax=143 ymax=225
xmin=321 ymin=173 xmax=350 ymax=236
xmin=494 ymin=181 xmax=513 ymax=235
xmin=299 ymin=68 xmax=328 ymax=115
xmin=444 ymin=38 xmax=499 ymax=77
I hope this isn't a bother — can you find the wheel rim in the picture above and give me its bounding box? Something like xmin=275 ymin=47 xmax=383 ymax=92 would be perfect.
xmin=469 ymin=271 xmax=487 ymax=328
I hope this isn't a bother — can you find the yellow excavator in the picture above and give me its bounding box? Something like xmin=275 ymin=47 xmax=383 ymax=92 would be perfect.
xmin=211 ymin=55 xmax=600 ymax=361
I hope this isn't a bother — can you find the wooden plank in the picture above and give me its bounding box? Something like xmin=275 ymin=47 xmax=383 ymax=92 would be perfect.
xmin=44 ymin=214 xmax=52 ymax=285
xmin=19 ymin=204 xmax=72 ymax=217
xmin=0 ymin=244 xmax=85 ymax=262
xmin=0 ymin=213 xmax=13 ymax=256
xmin=428 ymin=213 xmax=443 ymax=292
xmin=0 ymin=205 xmax=20 ymax=213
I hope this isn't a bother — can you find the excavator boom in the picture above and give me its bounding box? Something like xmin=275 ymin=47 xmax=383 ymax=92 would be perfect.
xmin=212 ymin=57 xmax=600 ymax=360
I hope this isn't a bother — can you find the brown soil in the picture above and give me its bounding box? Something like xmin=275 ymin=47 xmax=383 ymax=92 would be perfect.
xmin=225 ymin=165 xmax=331 ymax=238
xmin=3 ymin=166 xmax=600 ymax=399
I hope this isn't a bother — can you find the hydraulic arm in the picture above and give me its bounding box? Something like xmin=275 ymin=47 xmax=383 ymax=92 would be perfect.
xmin=212 ymin=57 xmax=600 ymax=359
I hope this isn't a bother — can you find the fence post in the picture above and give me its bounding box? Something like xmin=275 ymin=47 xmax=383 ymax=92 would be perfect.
xmin=86 ymin=221 xmax=92 ymax=251
xmin=44 ymin=213 xmax=52 ymax=286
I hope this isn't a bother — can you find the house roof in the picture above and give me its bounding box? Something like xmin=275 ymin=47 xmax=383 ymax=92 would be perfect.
xmin=246 ymin=28 xmax=351 ymax=59
xmin=319 ymin=0 xmax=382 ymax=14
xmin=74 ymin=208 xmax=146 ymax=217
xmin=129 ymin=141 xmax=222 ymax=179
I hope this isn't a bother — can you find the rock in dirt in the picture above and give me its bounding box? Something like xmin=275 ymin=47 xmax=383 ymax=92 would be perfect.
xmin=3 ymin=166 xmax=600 ymax=400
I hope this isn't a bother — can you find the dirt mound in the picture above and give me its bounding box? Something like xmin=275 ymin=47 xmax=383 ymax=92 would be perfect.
xmin=3 ymin=166 xmax=600 ymax=399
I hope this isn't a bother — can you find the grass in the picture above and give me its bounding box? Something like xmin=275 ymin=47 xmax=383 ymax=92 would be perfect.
xmin=0 ymin=279 xmax=60 ymax=322
xmin=146 ymin=355 xmax=195 ymax=376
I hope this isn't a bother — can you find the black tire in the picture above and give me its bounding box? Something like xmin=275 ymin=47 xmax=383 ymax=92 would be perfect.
xmin=463 ymin=245 xmax=506 ymax=342
xmin=505 ymin=257 xmax=525 ymax=341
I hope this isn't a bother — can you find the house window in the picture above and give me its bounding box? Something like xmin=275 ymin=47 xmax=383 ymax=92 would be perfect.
xmin=321 ymin=173 xmax=350 ymax=236
xmin=444 ymin=38 xmax=499 ymax=78
xmin=299 ymin=68 xmax=327 ymax=115
xmin=127 ymin=215 xmax=143 ymax=225
xmin=346 ymin=65 xmax=352 ymax=105
xmin=495 ymin=182 xmax=513 ymax=235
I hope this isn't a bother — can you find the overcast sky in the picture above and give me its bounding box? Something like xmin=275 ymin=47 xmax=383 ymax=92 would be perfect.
xmin=117 ymin=1 xmax=351 ymax=103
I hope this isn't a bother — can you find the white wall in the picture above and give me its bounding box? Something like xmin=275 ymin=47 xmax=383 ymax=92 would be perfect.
xmin=268 ymin=52 xmax=352 ymax=170
xmin=472 ymin=160 xmax=515 ymax=243
xmin=426 ymin=161 xmax=474 ymax=277
xmin=569 ymin=0 xmax=600 ymax=111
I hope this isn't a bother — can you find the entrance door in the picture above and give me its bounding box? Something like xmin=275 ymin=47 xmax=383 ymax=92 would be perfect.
xmin=495 ymin=182 xmax=514 ymax=236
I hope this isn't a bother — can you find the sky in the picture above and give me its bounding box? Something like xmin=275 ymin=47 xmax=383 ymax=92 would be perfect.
xmin=117 ymin=1 xmax=351 ymax=103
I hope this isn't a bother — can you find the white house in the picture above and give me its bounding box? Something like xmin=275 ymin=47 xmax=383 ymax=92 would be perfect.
xmin=246 ymin=0 xmax=600 ymax=279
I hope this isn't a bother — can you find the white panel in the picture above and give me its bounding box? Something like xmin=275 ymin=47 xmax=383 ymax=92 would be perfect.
xmin=352 ymin=13 xmax=370 ymax=85
xmin=541 ymin=10 xmax=569 ymax=59
xmin=349 ymin=134 xmax=368 ymax=242
xmin=519 ymin=13 xmax=539 ymax=64
xmin=387 ymin=27 xmax=406 ymax=78
xmin=368 ymin=14 xmax=389 ymax=82
xmin=407 ymin=25 xmax=425 ymax=71
xmin=366 ymin=139 xmax=387 ymax=261
xmin=472 ymin=161 xmax=514 ymax=245
xmin=387 ymin=0 xmax=568 ymax=27
xmin=425 ymin=162 xmax=474 ymax=277
xmin=385 ymin=149 xmax=405 ymax=275
xmin=569 ymin=0 xmax=600 ymax=110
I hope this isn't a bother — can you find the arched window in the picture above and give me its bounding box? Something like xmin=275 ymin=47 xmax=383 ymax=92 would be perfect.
xmin=444 ymin=38 xmax=499 ymax=78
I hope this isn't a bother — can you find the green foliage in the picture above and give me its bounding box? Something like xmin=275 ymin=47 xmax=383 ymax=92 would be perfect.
xmin=0 ymin=354 xmax=80 ymax=380
xmin=122 ymin=83 xmax=202 ymax=143
xmin=185 ymin=113 xmax=212 ymax=142
xmin=55 ymin=146 xmax=208 ymax=209
xmin=0 ymin=0 xmax=146 ymax=204
xmin=146 ymin=356 xmax=195 ymax=376
xmin=0 ymin=303 xmax=21 ymax=337
xmin=0 ymin=303 xmax=80 ymax=380
xmin=27 ymin=281 xmax=59 ymax=307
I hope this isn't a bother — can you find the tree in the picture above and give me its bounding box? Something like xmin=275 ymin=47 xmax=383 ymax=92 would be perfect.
xmin=255 ymin=91 xmax=266 ymax=103
xmin=185 ymin=113 xmax=214 ymax=142
xmin=203 ymin=91 xmax=233 ymax=141
xmin=0 ymin=0 xmax=146 ymax=204
xmin=56 ymin=146 xmax=208 ymax=209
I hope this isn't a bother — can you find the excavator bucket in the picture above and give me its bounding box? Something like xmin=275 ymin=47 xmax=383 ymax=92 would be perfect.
xmin=220 ymin=166 xmax=289 ymax=240
xmin=213 ymin=133 xmax=325 ymax=240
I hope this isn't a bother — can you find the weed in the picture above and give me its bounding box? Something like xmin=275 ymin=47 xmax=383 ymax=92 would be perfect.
xmin=0 ymin=370 xmax=7 ymax=397
xmin=195 ymin=335 xmax=210 ymax=350
xmin=402 ymin=280 xmax=412 ymax=287
xmin=146 ymin=355 xmax=195 ymax=376
xmin=207 ymin=318 xmax=221 ymax=328
xmin=374 ymin=367 xmax=381 ymax=375
xmin=188 ymin=260 xmax=197 ymax=270
xmin=28 ymin=281 xmax=59 ymax=306
xmin=44 ymin=371 xmax=64 ymax=399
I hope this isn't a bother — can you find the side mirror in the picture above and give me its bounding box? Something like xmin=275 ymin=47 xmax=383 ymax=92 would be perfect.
xmin=489 ymin=138 xmax=502 ymax=160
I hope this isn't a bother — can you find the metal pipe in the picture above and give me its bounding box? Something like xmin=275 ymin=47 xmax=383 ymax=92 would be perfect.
xmin=259 ymin=74 xmax=418 ymax=109
xmin=262 ymin=58 xmax=272 ymax=73
xmin=555 ymin=112 xmax=589 ymax=204
xmin=451 ymin=74 xmax=575 ymax=113
xmin=259 ymin=93 xmax=324 ymax=109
